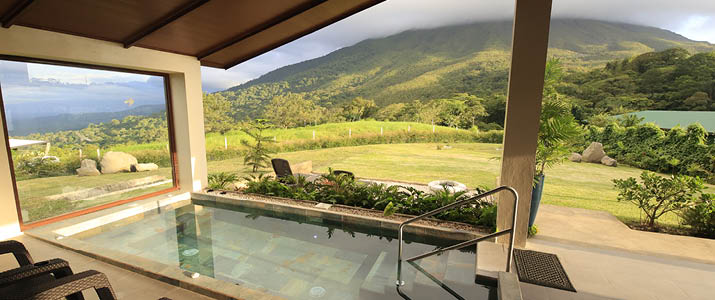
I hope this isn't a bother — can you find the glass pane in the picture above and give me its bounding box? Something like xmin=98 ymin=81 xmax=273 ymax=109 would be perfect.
xmin=0 ymin=59 xmax=175 ymax=223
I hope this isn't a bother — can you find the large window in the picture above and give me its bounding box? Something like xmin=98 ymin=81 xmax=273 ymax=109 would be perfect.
xmin=0 ymin=57 xmax=177 ymax=226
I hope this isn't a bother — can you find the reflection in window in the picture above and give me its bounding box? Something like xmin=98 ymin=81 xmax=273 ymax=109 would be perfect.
xmin=0 ymin=59 xmax=175 ymax=224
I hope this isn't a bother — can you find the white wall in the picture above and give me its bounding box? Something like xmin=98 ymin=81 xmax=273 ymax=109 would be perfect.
xmin=0 ymin=26 xmax=208 ymax=239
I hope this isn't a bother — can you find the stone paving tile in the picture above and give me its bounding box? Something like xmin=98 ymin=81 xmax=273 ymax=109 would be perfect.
xmin=1 ymin=235 xmax=212 ymax=300
xmin=527 ymin=238 xmax=715 ymax=300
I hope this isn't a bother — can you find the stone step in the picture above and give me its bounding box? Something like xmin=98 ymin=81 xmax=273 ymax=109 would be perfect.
xmin=359 ymin=251 xmax=394 ymax=299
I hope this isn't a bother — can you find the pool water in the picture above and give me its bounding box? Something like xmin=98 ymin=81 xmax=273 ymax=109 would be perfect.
xmin=77 ymin=200 xmax=496 ymax=299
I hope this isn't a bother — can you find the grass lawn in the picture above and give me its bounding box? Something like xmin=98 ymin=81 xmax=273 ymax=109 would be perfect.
xmin=112 ymin=120 xmax=455 ymax=152
xmin=208 ymin=143 xmax=715 ymax=228
xmin=17 ymin=168 xmax=173 ymax=222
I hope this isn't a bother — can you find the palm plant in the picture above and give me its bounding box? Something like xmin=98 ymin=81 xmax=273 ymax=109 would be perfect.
xmin=535 ymin=101 xmax=581 ymax=176
xmin=207 ymin=172 xmax=239 ymax=190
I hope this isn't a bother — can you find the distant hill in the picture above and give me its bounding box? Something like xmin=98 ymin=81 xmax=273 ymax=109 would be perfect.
xmin=9 ymin=104 xmax=166 ymax=136
xmin=217 ymin=19 xmax=715 ymax=118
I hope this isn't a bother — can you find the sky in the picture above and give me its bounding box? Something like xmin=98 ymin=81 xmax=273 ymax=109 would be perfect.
xmin=199 ymin=0 xmax=715 ymax=92
xmin=2 ymin=0 xmax=715 ymax=107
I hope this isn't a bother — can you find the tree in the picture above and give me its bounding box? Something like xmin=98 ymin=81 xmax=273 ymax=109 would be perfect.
xmin=203 ymin=93 xmax=234 ymax=134
xmin=683 ymin=92 xmax=711 ymax=111
xmin=613 ymin=172 xmax=704 ymax=230
xmin=240 ymin=119 xmax=274 ymax=173
xmin=374 ymin=103 xmax=405 ymax=121
xmin=263 ymin=93 xmax=320 ymax=128
xmin=617 ymin=114 xmax=644 ymax=127
xmin=342 ymin=97 xmax=377 ymax=121
xmin=454 ymin=93 xmax=486 ymax=128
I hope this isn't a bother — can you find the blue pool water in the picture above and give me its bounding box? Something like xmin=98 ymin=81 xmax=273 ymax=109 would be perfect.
xmin=77 ymin=199 xmax=495 ymax=299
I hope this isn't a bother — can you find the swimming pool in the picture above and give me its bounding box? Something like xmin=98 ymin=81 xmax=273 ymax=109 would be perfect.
xmin=75 ymin=198 xmax=496 ymax=299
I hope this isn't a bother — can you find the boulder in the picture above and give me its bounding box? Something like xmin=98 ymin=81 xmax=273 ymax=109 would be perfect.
xmin=601 ymin=156 xmax=618 ymax=167
xmin=132 ymin=163 xmax=159 ymax=172
xmin=568 ymin=153 xmax=582 ymax=162
xmin=76 ymin=159 xmax=100 ymax=176
xmin=582 ymin=142 xmax=606 ymax=163
xmin=100 ymin=151 xmax=138 ymax=174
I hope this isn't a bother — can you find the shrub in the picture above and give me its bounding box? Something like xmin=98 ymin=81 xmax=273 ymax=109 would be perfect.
xmin=680 ymin=193 xmax=715 ymax=238
xmin=207 ymin=172 xmax=239 ymax=190
xmin=587 ymin=123 xmax=714 ymax=183
xmin=244 ymin=172 xmax=497 ymax=230
xmin=613 ymin=171 xmax=704 ymax=230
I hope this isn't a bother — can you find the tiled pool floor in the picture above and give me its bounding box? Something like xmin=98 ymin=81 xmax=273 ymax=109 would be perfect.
xmin=75 ymin=201 xmax=497 ymax=299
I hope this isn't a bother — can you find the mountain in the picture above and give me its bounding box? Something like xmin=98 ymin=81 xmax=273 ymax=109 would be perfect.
xmin=8 ymin=104 xmax=166 ymax=136
xmin=218 ymin=19 xmax=715 ymax=118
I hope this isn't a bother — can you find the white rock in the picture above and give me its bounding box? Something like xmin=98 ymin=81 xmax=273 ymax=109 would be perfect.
xmin=601 ymin=156 xmax=618 ymax=167
xmin=582 ymin=142 xmax=606 ymax=163
xmin=568 ymin=153 xmax=582 ymax=162
xmin=100 ymin=151 xmax=138 ymax=174
xmin=76 ymin=159 xmax=100 ymax=176
xmin=132 ymin=163 xmax=159 ymax=172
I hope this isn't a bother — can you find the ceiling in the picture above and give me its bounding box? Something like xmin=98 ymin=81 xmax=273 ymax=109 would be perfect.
xmin=0 ymin=0 xmax=383 ymax=69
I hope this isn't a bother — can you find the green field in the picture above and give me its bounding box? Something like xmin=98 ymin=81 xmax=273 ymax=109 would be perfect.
xmin=208 ymin=143 xmax=715 ymax=228
xmin=111 ymin=120 xmax=458 ymax=152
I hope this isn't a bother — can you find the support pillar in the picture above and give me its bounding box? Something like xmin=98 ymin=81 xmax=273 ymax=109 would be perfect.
xmin=497 ymin=0 xmax=553 ymax=248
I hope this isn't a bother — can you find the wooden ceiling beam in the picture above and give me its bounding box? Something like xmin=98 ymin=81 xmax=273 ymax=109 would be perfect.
xmin=1 ymin=0 xmax=35 ymax=28
xmin=123 ymin=0 xmax=210 ymax=48
xmin=196 ymin=0 xmax=326 ymax=60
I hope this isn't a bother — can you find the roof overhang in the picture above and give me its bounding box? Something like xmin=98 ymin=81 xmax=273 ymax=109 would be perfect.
xmin=0 ymin=0 xmax=384 ymax=69
xmin=9 ymin=138 xmax=46 ymax=149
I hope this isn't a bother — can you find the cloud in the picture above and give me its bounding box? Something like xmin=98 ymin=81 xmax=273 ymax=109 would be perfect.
xmin=209 ymin=1 xmax=712 ymax=91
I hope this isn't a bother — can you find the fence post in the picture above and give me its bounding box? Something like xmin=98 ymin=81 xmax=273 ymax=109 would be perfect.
xmin=224 ymin=136 xmax=228 ymax=149
xmin=408 ymin=125 xmax=411 ymax=132
xmin=273 ymin=136 xmax=277 ymax=141
xmin=380 ymin=127 xmax=383 ymax=136
xmin=349 ymin=128 xmax=352 ymax=138
xmin=97 ymin=149 xmax=100 ymax=160
xmin=79 ymin=149 xmax=82 ymax=160
xmin=313 ymin=130 xmax=316 ymax=140
xmin=433 ymin=124 xmax=436 ymax=133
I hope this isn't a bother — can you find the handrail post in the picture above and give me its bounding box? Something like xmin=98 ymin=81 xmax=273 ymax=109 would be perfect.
xmin=506 ymin=187 xmax=518 ymax=272
xmin=395 ymin=186 xmax=518 ymax=286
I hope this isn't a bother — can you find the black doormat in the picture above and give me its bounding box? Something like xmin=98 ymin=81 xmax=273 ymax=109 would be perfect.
xmin=512 ymin=249 xmax=576 ymax=292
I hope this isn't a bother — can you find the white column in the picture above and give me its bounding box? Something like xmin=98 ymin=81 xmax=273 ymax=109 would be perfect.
xmin=497 ymin=0 xmax=553 ymax=247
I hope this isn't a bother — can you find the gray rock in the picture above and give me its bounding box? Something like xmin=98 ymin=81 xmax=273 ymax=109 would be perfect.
xmin=568 ymin=153 xmax=582 ymax=162
xmin=132 ymin=163 xmax=158 ymax=172
xmin=601 ymin=156 xmax=618 ymax=167
xmin=76 ymin=159 xmax=100 ymax=176
xmin=100 ymin=151 xmax=138 ymax=174
xmin=582 ymin=142 xmax=606 ymax=163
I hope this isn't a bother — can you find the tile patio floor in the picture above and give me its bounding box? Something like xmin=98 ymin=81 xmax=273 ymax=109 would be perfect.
xmin=0 ymin=235 xmax=213 ymax=300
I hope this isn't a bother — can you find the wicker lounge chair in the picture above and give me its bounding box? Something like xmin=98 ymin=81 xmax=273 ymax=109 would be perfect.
xmin=331 ymin=170 xmax=355 ymax=179
xmin=0 ymin=240 xmax=170 ymax=300
xmin=271 ymin=158 xmax=293 ymax=178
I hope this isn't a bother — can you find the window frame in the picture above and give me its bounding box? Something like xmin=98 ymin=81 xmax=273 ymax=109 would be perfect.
xmin=0 ymin=54 xmax=180 ymax=230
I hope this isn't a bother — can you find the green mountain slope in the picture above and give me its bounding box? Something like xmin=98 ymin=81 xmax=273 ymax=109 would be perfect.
xmin=9 ymin=104 xmax=166 ymax=136
xmin=219 ymin=19 xmax=715 ymax=118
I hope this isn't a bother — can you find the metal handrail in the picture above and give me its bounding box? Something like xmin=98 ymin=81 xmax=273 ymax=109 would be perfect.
xmin=396 ymin=186 xmax=518 ymax=286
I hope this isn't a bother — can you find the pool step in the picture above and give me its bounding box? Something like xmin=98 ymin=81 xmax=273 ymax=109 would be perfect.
xmin=359 ymin=251 xmax=397 ymax=299
xmin=412 ymin=251 xmax=450 ymax=295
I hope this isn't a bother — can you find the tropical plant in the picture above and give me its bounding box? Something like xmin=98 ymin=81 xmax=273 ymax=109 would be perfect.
xmin=240 ymin=119 xmax=274 ymax=173
xmin=535 ymin=58 xmax=582 ymax=176
xmin=242 ymin=171 xmax=497 ymax=230
xmin=680 ymin=193 xmax=715 ymax=238
xmin=535 ymin=101 xmax=581 ymax=176
xmin=613 ymin=171 xmax=704 ymax=230
xmin=207 ymin=172 xmax=239 ymax=190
